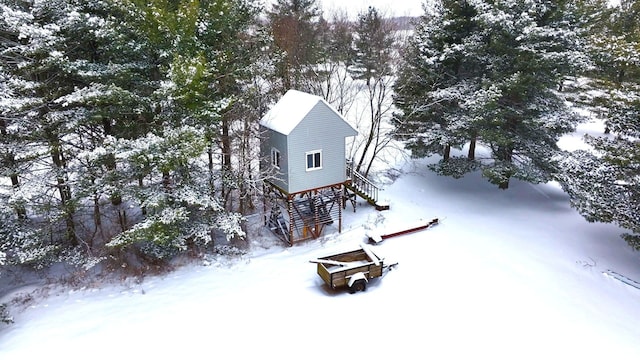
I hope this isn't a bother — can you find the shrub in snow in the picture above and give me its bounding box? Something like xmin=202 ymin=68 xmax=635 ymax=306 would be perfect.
xmin=214 ymin=245 xmax=247 ymax=257
xmin=0 ymin=303 xmax=13 ymax=324
xmin=0 ymin=204 xmax=58 ymax=270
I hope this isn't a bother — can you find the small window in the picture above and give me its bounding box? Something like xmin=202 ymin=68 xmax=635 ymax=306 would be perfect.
xmin=271 ymin=148 xmax=281 ymax=169
xmin=306 ymin=150 xmax=322 ymax=171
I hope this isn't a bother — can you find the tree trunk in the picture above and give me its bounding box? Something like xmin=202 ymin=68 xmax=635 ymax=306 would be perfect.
xmin=443 ymin=144 xmax=451 ymax=162
xmin=11 ymin=177 xmax=26 ymax=220
xmin=139 ymin=175 xmax=146 ymax=217
xmin=221 ymin=114 xmax=232 ymax=209
xmin=8 ymin=161 xmax=27 ymax=220
xmin=356 ymin=79 xmax=384 ymax=177
xmin=102 ymin=118 xmax=122 ymax=206
xmin=92 ymin=194 xmax=102 ymax=248
xmin=207 ymin=132 xmax=216 ymax=196
xmin=1 ymin=120 xmax=26 ymax=219
xmin=355 ymin=129 xmax=374 ymax=174
xmin=118 ymin=209 xmax=128 ymax=232
xmin=238 ymin=117 xmax=254 ymax=215
xmin=50 ymin=136 xmax=77 ymax=246
xmin=468 ymin=135 xmax=476 ymax=160
xmin=496 ymin=145 xmax=513 ymax=190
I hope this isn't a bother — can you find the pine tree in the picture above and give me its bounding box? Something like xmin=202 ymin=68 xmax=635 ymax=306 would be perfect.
xmin=267 ymin=0 xmax=324 ymax=92
xmin=1 ymin=0 xmax=86 ymax=266
xmin=192 ymin=0 xmax=263 ymax=213
xmin=0 ymin=0 xmax=258 ymax=270
xmin=557 ymin=0 xmax=640 ymax=249
xmin=93 ymin=0 xmax=256 ymax=262
xmin=394 ymin=0 xmax=587 ymax=189
xmin=349 ymin=7 xmax=394 ymax=85
xmin=393 ymin=0 xmax=482 ymax=178
xmin=105 ymin=126 xmax=244 ymax=260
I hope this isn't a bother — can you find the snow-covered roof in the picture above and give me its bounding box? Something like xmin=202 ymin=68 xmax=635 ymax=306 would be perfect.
xmin=260 ymin=89 xmax=351 ymax=135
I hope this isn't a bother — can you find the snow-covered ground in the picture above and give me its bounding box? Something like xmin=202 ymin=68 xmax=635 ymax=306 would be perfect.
xmin=1 ymin=117 xmax=640 ymax=359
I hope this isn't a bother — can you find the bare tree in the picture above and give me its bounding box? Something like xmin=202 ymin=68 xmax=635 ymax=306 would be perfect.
xmin=348 ymin=7 xmax=399 ymax=177
xmin=311 ymin=9 xmax=359 ymax=115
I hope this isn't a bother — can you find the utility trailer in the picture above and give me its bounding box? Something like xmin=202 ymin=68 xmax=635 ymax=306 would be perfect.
xmin=310 ymin=244 xmax=396 ymax=293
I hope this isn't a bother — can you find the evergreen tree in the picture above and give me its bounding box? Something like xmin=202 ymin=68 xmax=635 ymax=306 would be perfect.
xmin=105 ymin=126 xmax=243 ymax=260
xmin=393 ymin=0 xmax=481 ymax=177
xmin=95 ymin=0 xmax=254 ymax=262
xmin=193 ymin=0 xmax=263 ymax=213
xmin=475 ymin=0 xmax=587 ymax=189
xmin=349 ymin=7 xmax=394 ymax=85
xmin=557 ymin=0 xmax=640 ymax=249
xmin=0 ymin=0 xmax=257 ymax=271
xmin=267 ymin=0 xmax=324 ymax=93
xmin=394 ymin=0 xmax=587 ymax=188
xmin=1 ymin=0 xmax=88 ymax=267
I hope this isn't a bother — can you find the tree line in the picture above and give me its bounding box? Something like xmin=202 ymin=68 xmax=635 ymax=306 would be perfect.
xmin=0 ymin=0 xmax=638 ymax=281
xmin=393 ymin=0 xmax=640 ymax=250
xmin=0 ymin=0 xmax=403 ymax=275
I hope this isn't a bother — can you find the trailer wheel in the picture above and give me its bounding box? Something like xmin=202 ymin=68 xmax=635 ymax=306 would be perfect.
xmin=350 ymin=279 xmax=367 ymax=293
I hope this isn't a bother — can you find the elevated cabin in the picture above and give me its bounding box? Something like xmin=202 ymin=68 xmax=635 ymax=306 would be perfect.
xmin=260 ymin=89 xmax=357 ymax=194
xmin=260 ymin=89 xmax=357 ymax=245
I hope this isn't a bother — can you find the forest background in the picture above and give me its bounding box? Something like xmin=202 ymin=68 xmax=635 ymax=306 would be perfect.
xmin=0 ymin=0 xmax=639 ymax=322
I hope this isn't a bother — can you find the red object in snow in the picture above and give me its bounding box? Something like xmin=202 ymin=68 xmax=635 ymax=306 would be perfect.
xmin=367 ymin=218 xmax=439 ymax=243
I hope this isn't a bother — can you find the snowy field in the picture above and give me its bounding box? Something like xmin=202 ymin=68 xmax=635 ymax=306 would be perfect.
xmin=1 ymin=118 xmax=640 ymax=359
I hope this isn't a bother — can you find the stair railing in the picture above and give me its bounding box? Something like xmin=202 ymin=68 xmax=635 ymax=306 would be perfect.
xmin=346 ymin=160 xmax=378 ymax=203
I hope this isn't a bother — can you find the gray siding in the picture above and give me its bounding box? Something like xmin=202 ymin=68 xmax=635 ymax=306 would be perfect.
xmin=287 ymin=102 xmax=356 ymax=193
xmin=260 ymin=126 xmax=289 ymax=192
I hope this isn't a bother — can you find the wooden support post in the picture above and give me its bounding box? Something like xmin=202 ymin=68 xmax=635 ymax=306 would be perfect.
xmin=338 ymin=185 xmax=342 ymax=233
xmin=287 ymin=195 xmax=294 ymax=246
xmin=264 ymin=181 xmax=345 ymax=245
xmin=262 ymin=183 xmax=267 ymax=226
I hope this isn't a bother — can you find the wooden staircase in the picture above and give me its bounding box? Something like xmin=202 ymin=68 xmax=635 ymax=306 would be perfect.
xmin=345 ymin=161 xmax=389 ymax=211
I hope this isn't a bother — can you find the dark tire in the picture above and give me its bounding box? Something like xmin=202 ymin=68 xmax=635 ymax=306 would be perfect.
xmin=351 ymin=279 xmax=366 ymax=293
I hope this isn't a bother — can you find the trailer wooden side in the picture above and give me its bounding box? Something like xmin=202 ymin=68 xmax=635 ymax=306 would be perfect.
xmin=317 ymin=263 xmax=332 ymax=286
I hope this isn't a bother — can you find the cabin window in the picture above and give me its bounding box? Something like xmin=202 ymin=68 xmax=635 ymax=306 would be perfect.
xmin=271 ymin=148 xmax=281 ymax=169
xmin=306 ymin=150 xmax=322 ymax=171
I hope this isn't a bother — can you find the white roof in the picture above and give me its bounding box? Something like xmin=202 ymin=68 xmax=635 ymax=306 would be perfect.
xmin=260 ymin=89 xmax=351 ymax=135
